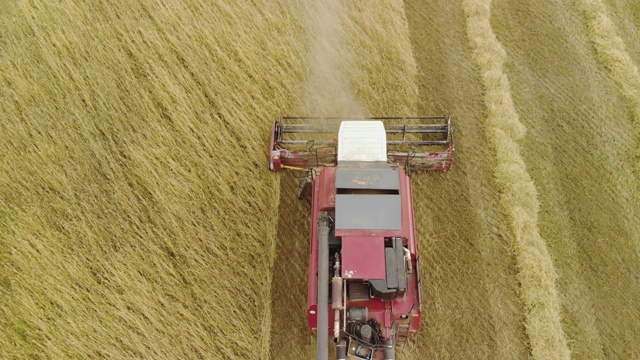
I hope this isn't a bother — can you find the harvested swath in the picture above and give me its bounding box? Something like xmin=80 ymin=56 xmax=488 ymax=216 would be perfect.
xmin=462 ymin=1 xmax=570 ymax=359
xmin=404 ymin=1 xmax=530 ymax=358
xmin=574 ymin=0 xmax=640 ymax=129
xmin=491 ymin=1 xmax=640 ymax=356
xmin=574 ymin=0 xmax=640 ymax=254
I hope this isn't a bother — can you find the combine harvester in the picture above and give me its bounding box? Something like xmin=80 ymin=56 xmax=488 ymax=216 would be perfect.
xmin=268 ymin=116 xmax=454 ymax=360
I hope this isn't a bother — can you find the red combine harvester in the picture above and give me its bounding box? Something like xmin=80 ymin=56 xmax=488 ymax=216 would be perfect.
xmin=268 ymin=116 xmax=454 ymax=360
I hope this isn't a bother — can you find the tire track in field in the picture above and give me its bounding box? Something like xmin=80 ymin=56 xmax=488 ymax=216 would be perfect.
xmin=462 ymin=1 xmax=571 ymax=359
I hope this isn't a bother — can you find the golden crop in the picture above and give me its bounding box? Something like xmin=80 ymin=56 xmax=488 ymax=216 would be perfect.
xmin=1 ymin=0 xmax=639 ymax=359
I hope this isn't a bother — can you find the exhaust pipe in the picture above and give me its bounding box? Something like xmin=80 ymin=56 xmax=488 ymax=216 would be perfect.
xmin=317 ymin=212 xmax=330 ymax=360
xmin=384 ymin=338 xmax=395 ymax=360
xmin=336 ymin=340 xmax=347 ymax=360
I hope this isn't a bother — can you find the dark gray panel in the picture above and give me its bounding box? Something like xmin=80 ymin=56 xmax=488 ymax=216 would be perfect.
xmin=394 ymin=238 xmax=407 ymax=291
xmin=335 ymin=194 xmax=402 ymax=230
xmin=335 ymin=166 xmax=400 ymax=190
xmin=385 ymin=248 xmax=397 ymax=289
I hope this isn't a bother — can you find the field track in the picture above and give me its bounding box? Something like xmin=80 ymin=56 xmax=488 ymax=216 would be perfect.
xmin=1 ymin=0 xmax=640 ymax=359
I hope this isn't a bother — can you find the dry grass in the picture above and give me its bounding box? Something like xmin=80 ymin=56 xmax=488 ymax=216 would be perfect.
xmin=573 ymin=0 xmax=640 ymax=253
xmin=2 ymin=0 xmax=640 ymax=359
xmin=0 ymin=1 xmax=306 ymax=358
xmin=462 ymin=1 xmax=570 ymax=359
xmin=492 ymin=0 xmax=640 ymax=358
xmin=575 ymin=0 xmax=640 ymax=127
xmin=403 ymin=1 xmax=529 ymax=358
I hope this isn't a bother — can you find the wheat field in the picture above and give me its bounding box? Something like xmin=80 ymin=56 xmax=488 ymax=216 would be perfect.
xmin=1 ymin=1 xmax=639 ymax=359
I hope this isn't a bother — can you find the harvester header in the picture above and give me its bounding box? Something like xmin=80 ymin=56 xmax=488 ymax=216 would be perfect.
xmin=269 ymin=116 xmax=454 ymax=173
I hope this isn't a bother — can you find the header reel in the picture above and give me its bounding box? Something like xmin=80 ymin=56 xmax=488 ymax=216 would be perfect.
xmin=268 ymin=116 xmax=454 ymax=173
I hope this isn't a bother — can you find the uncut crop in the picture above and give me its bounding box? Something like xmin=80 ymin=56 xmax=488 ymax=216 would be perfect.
xmin=2 ymin=0 xmax=640 ymax=359
xmin=0 ymin=1 xmax=307 ymax=358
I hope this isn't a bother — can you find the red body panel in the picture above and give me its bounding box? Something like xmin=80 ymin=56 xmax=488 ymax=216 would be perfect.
xmin=341 ymin=236 xmax=386 ymax=280
xmin=307 ymin=166 xmax=423 ymax=349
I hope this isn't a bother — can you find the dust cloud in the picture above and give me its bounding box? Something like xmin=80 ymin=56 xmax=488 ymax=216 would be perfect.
xmin=301 ymin=1 xmax=366 ymax=117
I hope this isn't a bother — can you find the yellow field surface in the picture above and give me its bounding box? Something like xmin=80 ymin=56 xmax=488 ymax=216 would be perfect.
xmin=1 ymin=1 xmax=307 ymax=358
xmin=1 ymin=0 xmax=639 ymax=359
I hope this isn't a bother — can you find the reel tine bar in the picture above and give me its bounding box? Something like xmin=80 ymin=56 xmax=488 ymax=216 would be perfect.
xmin=269 ymin=116 xmax=454 ymax=172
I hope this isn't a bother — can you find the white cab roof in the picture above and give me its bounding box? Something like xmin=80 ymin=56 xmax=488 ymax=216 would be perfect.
xmin=338 ymin=121 xmax=387 ymax=162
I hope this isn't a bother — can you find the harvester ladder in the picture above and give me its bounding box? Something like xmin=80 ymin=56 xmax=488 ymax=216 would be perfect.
xmin=394 ymin=317 xmax=412 ymax=347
